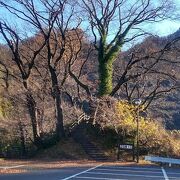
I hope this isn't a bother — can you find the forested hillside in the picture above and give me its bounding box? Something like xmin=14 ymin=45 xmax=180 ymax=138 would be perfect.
xmin=127 ymin=29 xmax=180 ymax=129
xmin=77 ymin=30 xmax=180 ymax=130
xmin=0 ymin=0 xmax=180 ymax=158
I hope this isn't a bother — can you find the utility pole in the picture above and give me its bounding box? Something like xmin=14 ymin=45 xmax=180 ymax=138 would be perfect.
xmin=133 ymin=98 xmax=141 ymax=163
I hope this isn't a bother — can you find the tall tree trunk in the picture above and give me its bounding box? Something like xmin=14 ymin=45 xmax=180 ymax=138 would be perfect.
xmin=23 ymin=80 xmax=42 ymax=147
xmin=98 ymin=36 xmax=121 ymax=97
xmin=49 ymin=66 xmax=65 ymax=140
xmin=26 ymin=91 xmax=42 ymax=147
xmin=99 ymin=61 xmax=113 ymax=96
xmin=37 ymin=108 xmax=44 ymax=137
xmin=18 ymin=121 xmax=26 ymax=156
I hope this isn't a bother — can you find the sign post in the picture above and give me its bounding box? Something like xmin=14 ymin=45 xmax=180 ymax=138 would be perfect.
xmin=117 ymin=143 xmax=135 ymax=161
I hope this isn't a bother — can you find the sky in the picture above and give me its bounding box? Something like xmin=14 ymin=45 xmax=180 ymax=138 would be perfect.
xmin=0 ymin=0 xmax=180 ymax=42
xmin=157 ymin=0 xmax=180 ymax=36
xmin=153 ymin=20 xmax=180 ymax=36
xmin=126 ymin=0 xmax=180 ymax=37
xmin=154 ymin=0 xmax=180 ymax=36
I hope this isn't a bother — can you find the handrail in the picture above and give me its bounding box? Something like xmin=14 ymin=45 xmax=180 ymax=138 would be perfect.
xmin=69 ymin=113 xmax=90 ymax=132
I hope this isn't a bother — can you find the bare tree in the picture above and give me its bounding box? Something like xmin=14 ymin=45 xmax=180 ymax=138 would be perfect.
xmin=0 ymin=0 xmax=89 ymax=140
xmin=79 ymin=0 xmax=173 ymax=96
xmin=0 ymin=21 xmax=46 ymax=147
xmin=115 ymin=37 xmax=180 ymax=110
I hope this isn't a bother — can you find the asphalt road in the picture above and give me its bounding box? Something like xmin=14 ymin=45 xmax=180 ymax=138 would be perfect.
xmin=0 ymin=164 xmax=180 ymax=180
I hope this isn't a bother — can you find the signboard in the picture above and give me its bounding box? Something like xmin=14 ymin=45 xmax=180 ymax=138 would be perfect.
xmin=117 ymin=143 xmax=135 ymax=161
xmin=119 ymin=144 xmax=133 ymax=150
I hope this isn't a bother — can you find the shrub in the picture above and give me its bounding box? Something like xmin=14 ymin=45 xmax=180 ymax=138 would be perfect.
xmin=93 ymin=97 xmax=180 ymax=158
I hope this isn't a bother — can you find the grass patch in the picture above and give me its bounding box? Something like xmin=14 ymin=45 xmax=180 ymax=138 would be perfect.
xmin=34 ymin=137 xmax=88 ymax=160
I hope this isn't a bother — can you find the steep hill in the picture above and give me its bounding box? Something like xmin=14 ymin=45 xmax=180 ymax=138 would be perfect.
xmin=146 ymin=29 xmax=180 ymax=129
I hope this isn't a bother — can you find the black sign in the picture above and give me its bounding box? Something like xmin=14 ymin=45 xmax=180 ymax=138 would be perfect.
xmin=117 ymin=143 xmax=135 ymax=161
xmin=119 ymin=144 xmax=133 ymax=150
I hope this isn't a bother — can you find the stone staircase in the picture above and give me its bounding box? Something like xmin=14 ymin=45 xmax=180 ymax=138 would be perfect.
xmin=71 ymin=123 xmax=108 ymax=161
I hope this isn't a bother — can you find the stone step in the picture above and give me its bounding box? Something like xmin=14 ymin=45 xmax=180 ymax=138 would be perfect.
xmin=71 ymin=125 xmax=109 ymax=161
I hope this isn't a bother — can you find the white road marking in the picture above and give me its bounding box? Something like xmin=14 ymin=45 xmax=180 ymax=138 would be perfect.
xmin=102 ymin=166 xmax=161 ymax=171
xmin=75 ymin=177 xmax=127 ymax=180
xmin=0 ymin=165 xmax=25 ymax=169
xmin=161 ymin=167 xmax=169 ymax=180
xmin=62 ymin=164 xmax=103 ymax=180
xmin=95 ymin=168 xmax=162 ymax=174
xmin=166 ymin=172 xmax=180 ymax=175
xmin=86 ymin=171 xmax=171 ymax=178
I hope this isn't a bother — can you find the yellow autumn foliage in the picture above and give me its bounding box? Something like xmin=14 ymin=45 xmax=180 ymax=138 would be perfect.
xmin=0 ymin=98 xmax=12 ymax=118
xmin=114 ymin=100 xmax=180 ymax=157
xmin=92 ymin=97 xmax=179 ymax=157
xmin=115 ymin=100 xmax=143 ymax=134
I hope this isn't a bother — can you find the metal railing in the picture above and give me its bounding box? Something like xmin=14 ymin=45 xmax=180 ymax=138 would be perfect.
xmin=145 ymin=156 xmax=180 ymax=167
xmin=69 ymin=113 xmax=90 ymax=132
